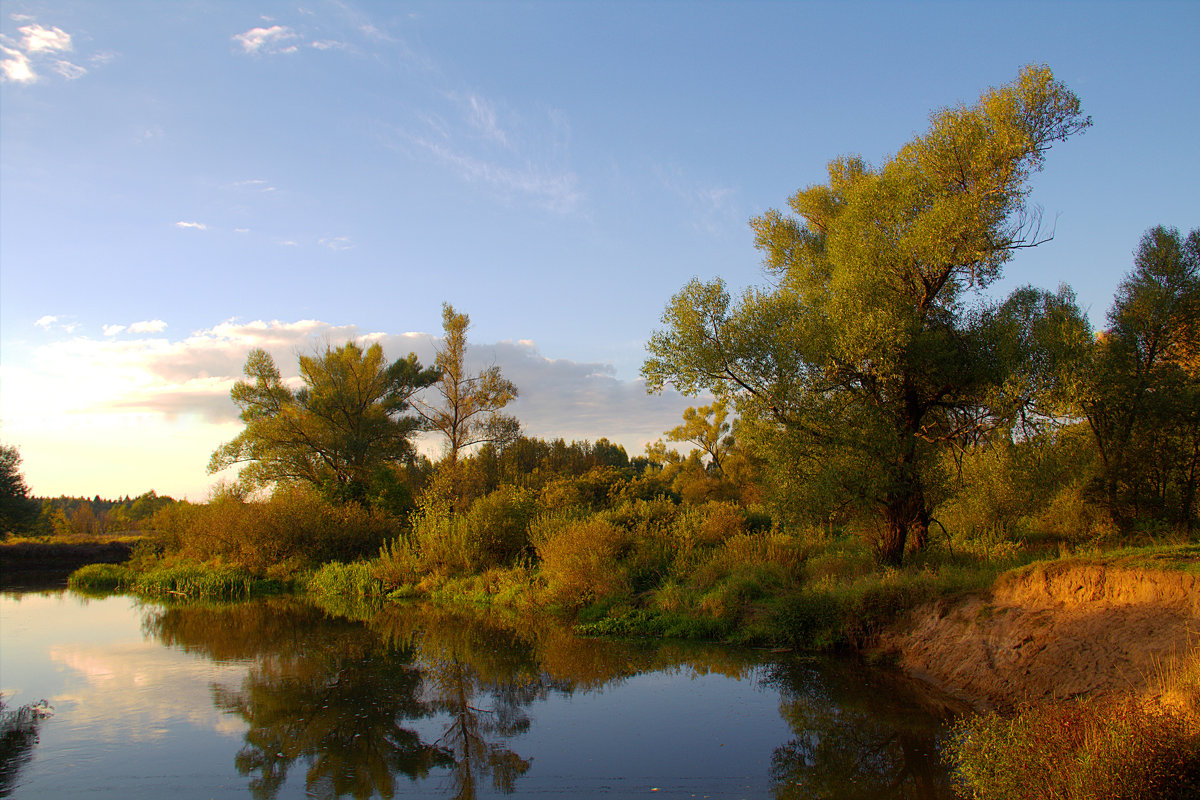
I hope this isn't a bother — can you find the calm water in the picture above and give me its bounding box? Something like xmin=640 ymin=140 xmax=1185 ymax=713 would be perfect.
xmin=0 ymin=586 xmax=962 ymax=799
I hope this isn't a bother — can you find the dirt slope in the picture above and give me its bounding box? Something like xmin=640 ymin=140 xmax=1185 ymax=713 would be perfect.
xmin=877 ymin=562 xmax=1200 ymax=709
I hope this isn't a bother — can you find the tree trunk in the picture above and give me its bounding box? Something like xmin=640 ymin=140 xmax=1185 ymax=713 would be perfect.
xmin=880 ymin=487 xmax=927 ymax=567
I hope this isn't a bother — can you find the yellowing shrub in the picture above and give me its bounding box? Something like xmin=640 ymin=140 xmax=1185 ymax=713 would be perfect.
xmin=535 ymin=518 xmax=631 ymax=609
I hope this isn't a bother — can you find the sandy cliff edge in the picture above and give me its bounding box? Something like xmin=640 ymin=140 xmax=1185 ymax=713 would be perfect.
xmin=876 ymin=561 xmax=1200 ymax=710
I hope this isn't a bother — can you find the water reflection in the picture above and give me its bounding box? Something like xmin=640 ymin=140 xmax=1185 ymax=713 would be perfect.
xmin=137 ymin=597 xmax=958 ymax=799
xmin=766 ymin=659 xmax=957 ymax=798
xmin=0 ymin=697 xmax=52 ymax=798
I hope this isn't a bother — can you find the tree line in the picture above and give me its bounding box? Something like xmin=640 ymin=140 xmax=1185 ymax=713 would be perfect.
xmin=5 ymin=65 xmax=1195 ymax=571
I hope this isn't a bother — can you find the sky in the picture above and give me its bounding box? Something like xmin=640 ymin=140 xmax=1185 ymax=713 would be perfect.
xmin=1 ymin=1 xmax=1197 ymax=501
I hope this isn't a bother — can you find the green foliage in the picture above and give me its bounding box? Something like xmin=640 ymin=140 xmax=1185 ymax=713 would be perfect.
xmin=949 ymin=697 xmax=1200 ymax=800
xmin=67 ymin=563 xmax=134 ymax=593
xmin=643 ymin=66 xmax=1091 ymax=565
xmin=664 ymin=399 xmax=735 ymax=473
xmin=210 ymin=341 xmax=437 ymax=504
xmin=307 ymin=561 xmax=384 ymax=597
xmin=68 ymin=561 xmax=284 ymax=599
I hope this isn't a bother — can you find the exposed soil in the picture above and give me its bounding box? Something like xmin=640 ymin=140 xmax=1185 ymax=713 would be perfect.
xmin=877 ymin=561 xmax=1200 ymax=710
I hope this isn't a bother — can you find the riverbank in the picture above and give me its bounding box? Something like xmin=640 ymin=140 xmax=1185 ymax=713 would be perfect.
xmin=0 ymin=536 xmax=141 ymax=585
xmin=875 ymin=548 xmax=1200 ymax=710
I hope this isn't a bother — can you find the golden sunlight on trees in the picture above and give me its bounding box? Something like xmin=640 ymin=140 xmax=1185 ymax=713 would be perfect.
xmin=643 ymin=65 xmax=1092 ymax=565
xmin=665 ymin=400 xmax=735 ymax=474
xmin=416 ymin=303 xmax=519 ymax=466
xmin=209 ymin=342 xmax=438 ymax=505
xmin=1077 ymin=225 xmax=1200 ymax=530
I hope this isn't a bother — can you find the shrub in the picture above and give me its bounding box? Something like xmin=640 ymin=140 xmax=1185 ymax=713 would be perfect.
xmin=535 ymin=517 xmax=631 ymax=609
xmin=1035 ymin=479 xmax=1118 ymax=544
xmin=949 ymin=696 xmax=1200 ymax=800
xmin=463 ymin=485 xmax=538 ymax=567
xmin=172 ymin=486 xmax=398 ymax=571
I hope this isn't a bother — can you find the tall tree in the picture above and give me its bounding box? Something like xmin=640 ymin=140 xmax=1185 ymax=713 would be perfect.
xmin=665 ymin=400 xmax=734 ymax=473
xmin=416 ymin=304 xmax=519 ymax=466
xmin=0 ymin=444 xmax=38 ymax=535
xmin=1078 ymin=225 xmax=1200 ymax=528
xmin=210 ymin=342 xmax=438 ymax=504
xmin=643 ymin=66 xmax=1091 ymax=564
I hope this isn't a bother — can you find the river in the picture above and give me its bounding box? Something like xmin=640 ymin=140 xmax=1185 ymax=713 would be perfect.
xmin=0 ymin=584 xmax=963 ymax=798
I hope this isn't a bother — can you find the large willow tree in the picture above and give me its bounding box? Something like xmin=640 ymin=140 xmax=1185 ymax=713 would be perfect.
xmin=643 ymin=66 xmax=1091 ymax=564
xmin=210 ymin=342 xmax=438 ymax=505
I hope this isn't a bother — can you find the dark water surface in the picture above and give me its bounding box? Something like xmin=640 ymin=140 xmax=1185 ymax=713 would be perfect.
xmin=0 ymin=587 xmax=962 ymax=798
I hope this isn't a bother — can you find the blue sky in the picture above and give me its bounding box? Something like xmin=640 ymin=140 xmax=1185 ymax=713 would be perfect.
xmin=2 ymin=1 xmax=1197 ymax=500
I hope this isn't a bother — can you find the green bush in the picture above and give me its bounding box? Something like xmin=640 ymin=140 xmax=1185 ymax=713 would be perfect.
xmin=68 ymin=563 xmax=133 ymax=593
xmin=308 ymin=561 xmax=383 ymax=597
xmin=463 ymin=485 xmax=538 ymax=566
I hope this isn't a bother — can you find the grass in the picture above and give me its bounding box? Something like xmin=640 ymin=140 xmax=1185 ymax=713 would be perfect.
xmin=68 ymin=561 xmax=287 ymax=600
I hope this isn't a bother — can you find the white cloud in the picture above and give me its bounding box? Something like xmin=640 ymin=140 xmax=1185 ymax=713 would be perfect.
xmin=174 ymin=221 xmax=207 ymax=230
xmin=310 ymin=40 xmax=347 ymax=51
xmin=232 ymin=25 xmax=300 ymax=55
xmin=0 ymin=44 xmax=34 ymax=82
xmin=34 ymin=315 xmax=58 ymax=329
xmin=0 ymin=21 xmax=96 ymax=84
xmin=102 ymin=324 xmax=126 ymax=336
xmin=20 ymin=24 xmax=72 ymax=53
xmin=127 ymin=320 xmax=167 ymax=333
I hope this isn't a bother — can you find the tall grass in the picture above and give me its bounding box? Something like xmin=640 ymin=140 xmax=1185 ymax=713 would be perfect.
xmin=69 ymin=561 xmax=285 ymax=599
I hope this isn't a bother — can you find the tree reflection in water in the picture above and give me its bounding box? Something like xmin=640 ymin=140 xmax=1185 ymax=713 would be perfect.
xmin=144 ymin=597 xmax=960 ymax=799
xmin=147 ymin=599 xmax=453 ymax=799
xmin=765 ymin=658 xmax=961 ymax=800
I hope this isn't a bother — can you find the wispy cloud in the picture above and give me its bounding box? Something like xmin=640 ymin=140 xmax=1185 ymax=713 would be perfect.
xmin=233 ymin=178 xmax=276 ymax=192
xmin=102 ymin=324 xmax=126 ymax=337
xmin=462 ymin=93 xmax=509 ymax=147
xmin=390 ymin=80 xmax=583 ymax=215
xmin=318 ymin=236 xmax=352 ymax=251
xmin=405 ymin=133 xmax=582 ymax=215
xmin=1 ymin=22 xmax=88 ymax=83
xmin=174 ymin=221 xmax=208 ymax=231
xmin=34 ymin=315 xmax=58 ymax=329
xmin=127 ymin=320 xmax=167 ymax=334
xmin=232 ymin=25 xmax=299 ymax=55
xmin=657 ymin=165 xmax=740 ymax=237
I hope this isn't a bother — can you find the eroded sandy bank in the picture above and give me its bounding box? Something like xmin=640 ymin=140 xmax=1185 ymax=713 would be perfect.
xmin=877 ymin=561 xmax=1200 ymax=709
